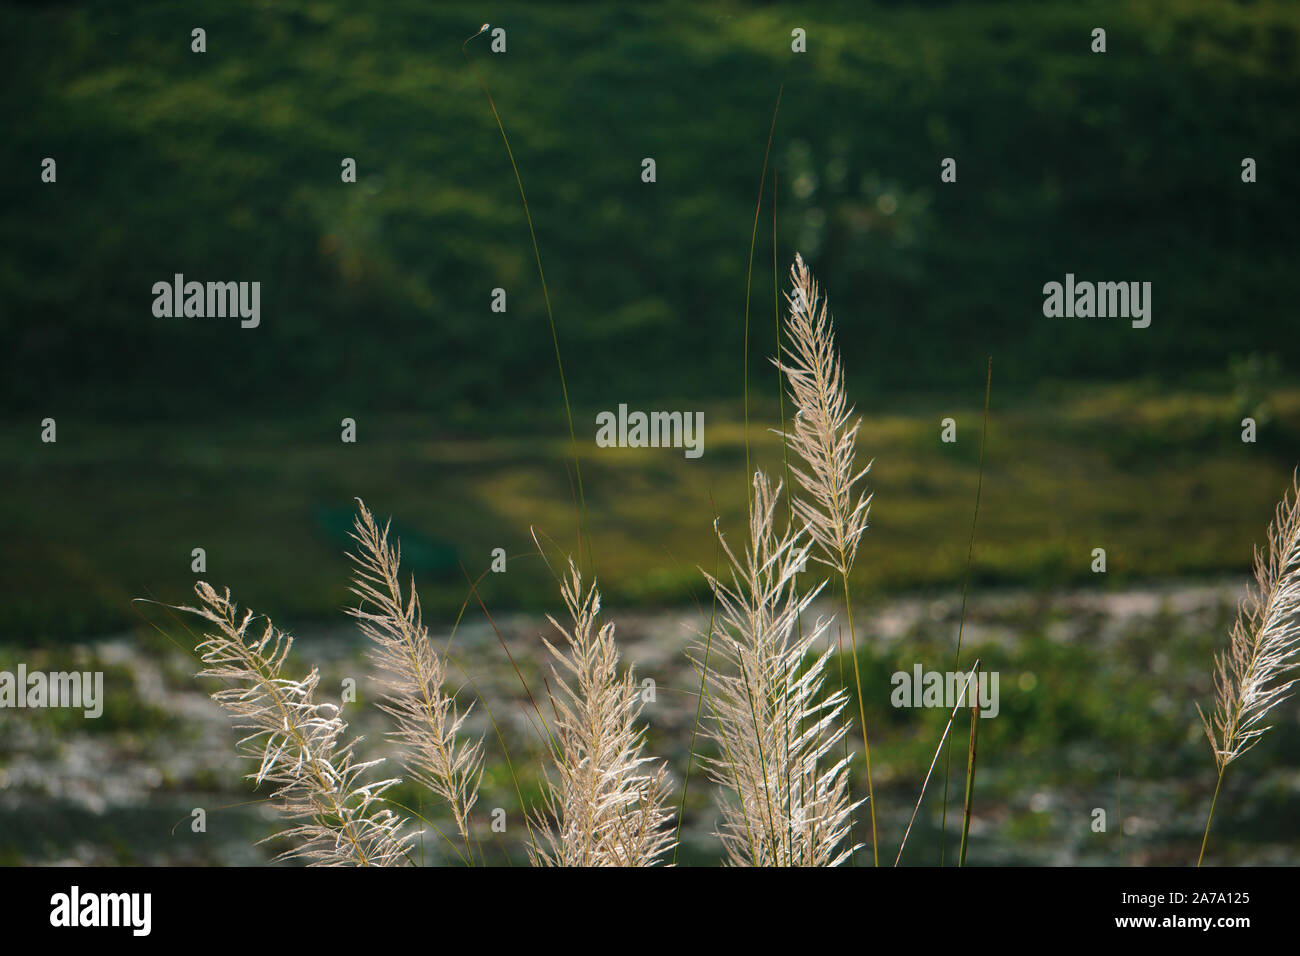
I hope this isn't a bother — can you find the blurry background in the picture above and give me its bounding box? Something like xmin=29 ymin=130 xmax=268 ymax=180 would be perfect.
xmin=1 ymin=0 xmax=1298 ymax=865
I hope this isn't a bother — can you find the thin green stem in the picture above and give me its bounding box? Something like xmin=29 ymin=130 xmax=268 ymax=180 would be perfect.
xmin=841 ymin=572 xmax=876 ymax=865
xmin=737 ymin=650 xmax=784 ymax=862
xmin=770 ymin=171 xmax=802 ymax=865
xmin=832 ymin=623 xmax=854 ymax=862
xmin=895 ymin=660 xmax=981 ymax=866
xmin=742 ymin=83 xmax=783 ymax=502
xmin=940 ymin=357 xmax=992 ymax=865
xmin=958 ymin=700 xmax=979 ymax=867
xmin=1198 ymin=768 xmax=1225 ymax=867
xmin=673 ymin=496 xmax=723 ymax=863
xmin=462 ymin=29 xmax=593 ymax=574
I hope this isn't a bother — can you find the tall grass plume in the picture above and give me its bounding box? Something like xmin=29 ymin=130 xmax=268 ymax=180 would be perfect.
xmin=694 ymin=471 xmax=860 ymax=866
xmin=531 ymin=559 xmax=675 ymax=866
xmin=347 ymin=499 xmax=485 ymax=863
xmin=183 ymin=581 xmax=410 ymax=866
xmin=1197 ymin=471 xmax=1300 ymax=864
xmin=773 ymin=253 xmax=877 ymax=862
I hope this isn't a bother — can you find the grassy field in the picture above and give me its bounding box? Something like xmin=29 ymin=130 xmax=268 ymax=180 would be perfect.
xmin=5 ymin=380 xmax=1297 ymax=641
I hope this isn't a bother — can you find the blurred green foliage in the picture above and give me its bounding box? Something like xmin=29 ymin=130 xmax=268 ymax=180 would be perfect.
xmin=2 ymin=1 xmax=1298 ymax=637
xmin=1 ymin=0 xmax=1297 ymax=424
xmin=5 ymin=384 xmax=1298 ymax=639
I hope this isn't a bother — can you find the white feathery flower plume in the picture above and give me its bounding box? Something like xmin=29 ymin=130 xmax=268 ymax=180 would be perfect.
xmin=1200 ymin=473 xmax=1300 ymax=771
xmin=184 ymin=581 xmax=409 ymax=866
xmin=696 ymin=471 xmax=861 ymax=866
xmin=1197 ymin=472 xmax=1300 ymax=864
xmin=347 ymin=499 xmax=485 ymax=863
xmin=531 ymin=559 xmax=675 ymax=866
xmin=773 ymin=252 xmax=873 ymax=578
xmin=772 ymin=252 xmax=878 ymax=864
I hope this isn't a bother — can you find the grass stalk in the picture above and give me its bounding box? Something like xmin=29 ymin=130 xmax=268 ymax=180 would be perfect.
xmin=896 ymin=659 xmax=980 ymax=866
xmin=958 ymin=697 xmax=980 ymax=867
xmin=1198 ymin=769 xmax=1225 ymax=867
xmin=840 ymin=573 xmax=875 ymax=864
xmin=741 ymin=83 xmax=784 ymax=500
xmin=462 ymin=27 xmax=592 ymax=573
xmin=1196 ymin=469 xmax=1300 ymax=866
xmin=940 ymin=357 xmax=993 ymax=864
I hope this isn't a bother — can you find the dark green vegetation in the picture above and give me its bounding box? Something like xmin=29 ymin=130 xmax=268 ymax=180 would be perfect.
xmin=2 ymin=0 xmax=1297 ymax=421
